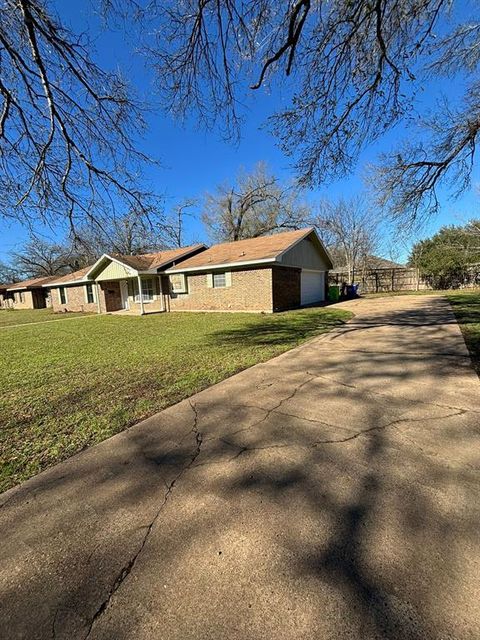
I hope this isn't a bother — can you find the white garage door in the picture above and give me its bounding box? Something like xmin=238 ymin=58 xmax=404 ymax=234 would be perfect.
xmin=301 ymin=269 xmax=325 ymax=305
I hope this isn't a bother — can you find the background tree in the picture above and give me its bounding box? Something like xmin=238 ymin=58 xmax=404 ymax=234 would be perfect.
xmin=409 ymin=221 xmax=480 ymax=287
xmin=0 ymin=0 xmax=155 ymax=229
xmin=163 ymin=199 xmax=197 ymax=248
xmin=10 ymin=237 xmax=72 ymax=278
xmin=71 ymin=208 xmax=168 ymax=263
xmin=314 ymin=197 xmax=381 ymax=282
xmin=0 ymin=260 xmax=22 ymax=284
xmin=201 ymin=163 xmax=310 ymax=242
xmin=118 ymin=0 xmax=480 ymax=224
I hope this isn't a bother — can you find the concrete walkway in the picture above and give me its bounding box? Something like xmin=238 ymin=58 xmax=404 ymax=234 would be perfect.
xmin=1 ymin=295 xmax=479 ymax=640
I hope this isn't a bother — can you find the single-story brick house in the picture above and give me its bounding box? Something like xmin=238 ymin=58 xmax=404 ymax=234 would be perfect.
xmin=164 ymin=227 xmax=333 ymax=312
xmin=46 ymin=245 xmax=207 ymax=314
xmin=5 ymin=275 xmax=56 ymax=309
xmin=43 ymin=227 xmax=332 ymax=315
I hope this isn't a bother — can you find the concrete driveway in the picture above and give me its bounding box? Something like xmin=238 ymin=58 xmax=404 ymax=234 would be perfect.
xmin=1 ymin=295 xmax=479 ymax=640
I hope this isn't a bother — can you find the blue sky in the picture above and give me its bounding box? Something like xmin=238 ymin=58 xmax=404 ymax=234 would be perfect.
xmin=1 ymin=3 xmax=478 ymax=263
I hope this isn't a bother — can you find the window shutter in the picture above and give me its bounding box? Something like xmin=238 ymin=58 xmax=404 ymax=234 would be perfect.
xmin=206 ymin=273 xmax=213 ymax=288
xmin=225 ymin=271 xmax=232 ymax=287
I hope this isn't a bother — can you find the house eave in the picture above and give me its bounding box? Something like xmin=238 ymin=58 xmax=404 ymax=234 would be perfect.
xmin=165 ymin=257 xmax=277 ymax=274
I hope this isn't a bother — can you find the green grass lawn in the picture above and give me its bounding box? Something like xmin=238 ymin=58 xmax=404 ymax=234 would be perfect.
xmin=446 ymin=291 xmax=480 ymax=375
xmin=0 ymin=308 xmax=93 ymax=327
xmin=0 ymin=307 xmax=352 ymax=492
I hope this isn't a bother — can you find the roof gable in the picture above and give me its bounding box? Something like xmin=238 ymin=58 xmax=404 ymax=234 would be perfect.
xmin=86 ymin=244 xmax=207 ymax=280
xmin=166 ymin=228 xmax=332 ymax=273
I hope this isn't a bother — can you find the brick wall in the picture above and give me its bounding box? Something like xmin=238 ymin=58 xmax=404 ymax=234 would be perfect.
xmin=168 ymin=267 xmax=273 ymax=312
xmin=12 ymin=290 xmax=35 ymax=309
xmin=272 ymin=266 xmax=301 ymax=311
xmin=51 ymin=284 xmax=99 ymax=313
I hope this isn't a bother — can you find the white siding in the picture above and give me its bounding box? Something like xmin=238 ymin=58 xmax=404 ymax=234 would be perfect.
xmin=95 ymin=260 xmax=136 ymax=281
xmin=280 ymin=236 xmax=331 ymax=270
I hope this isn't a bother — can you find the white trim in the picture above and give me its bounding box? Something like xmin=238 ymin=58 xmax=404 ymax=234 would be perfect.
xmin=96 ymin=283 xmax=101 ymax=314
xmin=169 ymin=273 xmax=187 ymax=293
xmin=84 ymin=282 xmax=96 ymax=304
xmin=42 ymin=279 xmax=88 ymax=288
xmin=85 ymin=254 xmax=139 ymax=279
xmin=166 ymin=257 xmax=276 ymax=274
xmin=58 ymin=286 xmax=68 ymax=305
xmin=137 ymin=275 xmax=145 ymax=315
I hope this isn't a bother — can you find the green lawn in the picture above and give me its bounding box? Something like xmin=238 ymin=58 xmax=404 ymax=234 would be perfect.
xmin=0 ymin=308 xmax=93 ymax=327
xmin=446 ymin=291 xmax=480 ymax=375
xmin=0 ymin=307 xmax=352 ymax=492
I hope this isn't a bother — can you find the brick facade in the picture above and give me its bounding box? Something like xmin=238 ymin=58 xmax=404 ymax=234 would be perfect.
xmin=272 ymin=266 xmax=301 ymax=311
xmin=51 ymin=284 xmax=99 ymax=313
xmin=10 ymin=289 xmax=50 ymax=309
xmin=167 ymin=267 xmax=273 ymax=312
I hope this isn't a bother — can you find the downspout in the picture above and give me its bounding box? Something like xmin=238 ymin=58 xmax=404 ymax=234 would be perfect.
xmin=137 ymin=274 xmax=145 ymax=315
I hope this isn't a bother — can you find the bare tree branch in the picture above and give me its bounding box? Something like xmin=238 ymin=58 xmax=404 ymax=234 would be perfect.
xmin=0 ymin=0 xmax=158 ymax=229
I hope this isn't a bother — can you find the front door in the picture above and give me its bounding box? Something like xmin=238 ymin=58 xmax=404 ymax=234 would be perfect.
xmin=120 ymin=280 xmax=129 ymax=310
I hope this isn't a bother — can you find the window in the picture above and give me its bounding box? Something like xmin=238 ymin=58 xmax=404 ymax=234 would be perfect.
xmin=213 ymin=272 xmax=227 ymax=288
xmin=134 ymin=278 xmax=154 ymax=303
xmin=18 ymin=291 xmax=24 ymax=303
xmin=169 ymin=273 xmax=187 ymax=294
xmin=59 ymin=287 xmax=67 ymax=305
xmin=85 ymin=283 xmax=95 ymax=304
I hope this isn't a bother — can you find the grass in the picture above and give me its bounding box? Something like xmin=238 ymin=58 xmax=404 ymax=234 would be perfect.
xmin=0 ymin=307 xmax=93 ymax=327
xmin=446 ymin=291 xmax=480 ymax=375
xmin=0 ymin=307 xmax=352 ymax=492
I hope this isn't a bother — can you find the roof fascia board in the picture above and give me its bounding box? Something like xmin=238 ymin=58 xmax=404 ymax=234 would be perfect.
xmin=85 ymin=254 xmax=139 ymax=279
xmin=165 ymin=257 xmax=277 ymax=274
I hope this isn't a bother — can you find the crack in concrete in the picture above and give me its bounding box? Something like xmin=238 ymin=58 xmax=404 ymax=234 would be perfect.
xmin=310 ymin=409 xmax=467 ymax=447
xmin=307 ymin=371 xmax=480 ymax=415
xmin=83 ymin=402 xmax=203 ymax=639
xmin=223 ymin=375 xmax=317 ymax=441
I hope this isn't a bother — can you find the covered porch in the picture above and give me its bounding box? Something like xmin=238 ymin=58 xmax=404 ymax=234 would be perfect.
xmin=86 ymin=255 xmax=169 ymax=315
xmin=98 ymin=276 xmax=167 ymax=315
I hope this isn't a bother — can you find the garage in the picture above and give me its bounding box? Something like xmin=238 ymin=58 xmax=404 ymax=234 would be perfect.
xmin=301 ymin=269 xmax=325 ymax=305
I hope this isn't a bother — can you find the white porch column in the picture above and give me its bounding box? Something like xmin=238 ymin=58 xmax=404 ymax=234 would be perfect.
xmin=137 ymin=274 xmax=145 ymax=315
xmin=95 ymin=282 xmax=101 ymax=314
xmin=158 ymin=275 xmax=164 ymax=312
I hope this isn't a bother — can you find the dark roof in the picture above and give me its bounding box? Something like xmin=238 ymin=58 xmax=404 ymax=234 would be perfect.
xmin=166 ymin=228 xmax=317 ymax=272
xmin=111 ymin=244 xmax=207 ymax=271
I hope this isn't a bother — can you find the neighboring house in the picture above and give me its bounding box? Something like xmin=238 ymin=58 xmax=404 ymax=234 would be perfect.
xmin=46 ymin=245 xmax=207 ymax=314
xmin=0 ymin=284 xmax=13 ymax=309
xmin=6 ymin=275 xmax=56 ymax=309
xmin=165 ymin=227 xmax=332 ymax=312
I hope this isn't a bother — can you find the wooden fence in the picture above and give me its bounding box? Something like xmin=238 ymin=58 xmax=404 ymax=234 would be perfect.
xmin=329 ymin=266 xmax=480 ymax=294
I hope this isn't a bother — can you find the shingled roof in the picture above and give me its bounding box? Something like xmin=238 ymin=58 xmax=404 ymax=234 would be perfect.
xmin=45 ymin=266 xmax=92 ymax=287
xmin=7 ymin=275 xmax=58 ymax=291
xmin=166 ymin=228 xmax=317 ymax=272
